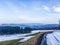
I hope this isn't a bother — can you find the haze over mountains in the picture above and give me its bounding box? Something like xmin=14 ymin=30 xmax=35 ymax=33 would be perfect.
xmin=0 ymin=23 xmax=59 ymax=35
xmin=0 ymin=23 xmax=59 ymax=29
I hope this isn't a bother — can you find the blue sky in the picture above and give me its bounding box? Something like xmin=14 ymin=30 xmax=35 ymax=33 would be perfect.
xmin=0 ymin=0 xmax=60 ymax=24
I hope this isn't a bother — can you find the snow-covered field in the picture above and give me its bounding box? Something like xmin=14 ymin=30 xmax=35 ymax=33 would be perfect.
xmin=19 ymin=36 xmax=34 ymax=42
xmin=0 ymin=30 xmax=54 ymax=42
xmin=0 ymin=30 xmax=40 ymax=42
xmin=46 ymin=31 xmax=60 ymax=45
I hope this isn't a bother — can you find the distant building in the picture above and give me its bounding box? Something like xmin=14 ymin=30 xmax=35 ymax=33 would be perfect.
xmin=59 ymin=20 xmax=60 ymax=29
xmin=59 ymin=20 xmax=60 ymax=24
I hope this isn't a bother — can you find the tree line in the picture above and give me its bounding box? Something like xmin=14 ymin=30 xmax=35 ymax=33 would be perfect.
xmin=0 ymin=26 xmax=32 ymax=35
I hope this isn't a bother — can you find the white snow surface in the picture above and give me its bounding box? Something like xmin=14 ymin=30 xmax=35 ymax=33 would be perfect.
xmin=19 ymin=36 xmax=34 ymax=42
xmin=0 ymin=30 xmax=39 ymax=42
xmin=46 ymin=31 xmax=60 ymax=45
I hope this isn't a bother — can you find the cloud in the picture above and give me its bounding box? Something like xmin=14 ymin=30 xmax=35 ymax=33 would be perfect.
xmin=22 ymin=4 xmax=27 ymax=8
xmin=33 ymin=7 xmax=41 ymax=11
xmin=0 ymin=1 xmax=59 ymax=24
xmin=43 ymin=6 xmax=50 ymax=11
xmin=53 ymin=7 xmax=60 ymax=12
xmin=20 ymin=3 xmax=27 ymax=8
xmin=33 ymin=6 xmax=50 ymax=11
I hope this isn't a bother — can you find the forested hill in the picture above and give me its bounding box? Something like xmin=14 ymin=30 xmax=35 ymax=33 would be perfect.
xmin=0 ymin=24 xmax=59 ymax=35
xmin=0 ymin=26 xmax=32 ymax=35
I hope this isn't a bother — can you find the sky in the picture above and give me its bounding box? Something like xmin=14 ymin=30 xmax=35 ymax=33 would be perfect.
xmin=0 ymin=0 xmax=60 ymax=24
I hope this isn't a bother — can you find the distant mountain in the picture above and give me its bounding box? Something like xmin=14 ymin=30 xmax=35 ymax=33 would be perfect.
xmin=0 ymin=23 xmax=59 ymax=29
xmin=0 ymin=23 xmax=43 ymax=27
xmin=0 ymin=23 xmax=59 ymax=35
xmin=42 ymin=24 xmax=59 ymax=27
xmin=0 ymin=23 xmax=59 ymax=27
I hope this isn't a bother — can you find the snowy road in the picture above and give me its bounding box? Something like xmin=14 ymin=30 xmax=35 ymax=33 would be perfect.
xmin=46 ymin=31 xmax=60 ymax=45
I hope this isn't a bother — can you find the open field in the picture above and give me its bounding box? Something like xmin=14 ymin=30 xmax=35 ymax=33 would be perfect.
xmin=0 ymin=38 xmax=23 ymax=45
xmin=0 ymin=32 xmax=45 ymax=45
xmin=17 ymin=32 xmax=45 ymax=45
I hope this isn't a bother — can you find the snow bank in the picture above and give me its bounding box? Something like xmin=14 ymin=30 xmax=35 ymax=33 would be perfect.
xmin=46 ymin=32 xmax=60 ymax=45
xmin=19 ymin=36 xmax=34 ymax=42
xmin=0 ymin=30 xmax=38 ymax=42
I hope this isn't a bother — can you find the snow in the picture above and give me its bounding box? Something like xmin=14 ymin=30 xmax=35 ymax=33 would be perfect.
xmin=0 ymin=30 xmax=54 ymax=42
xmin=0 ymin=30 xmax=39 ymax=42
xmin=19 ymin=36 xmax=34 ymax=42
xmin=0 ymin=34 xmax=24 ymax=42
xmin=46 ymin=31 xmax=60 ymax=45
